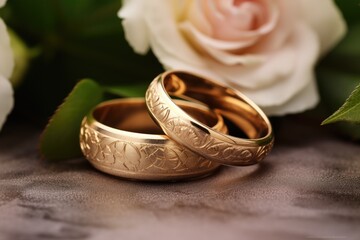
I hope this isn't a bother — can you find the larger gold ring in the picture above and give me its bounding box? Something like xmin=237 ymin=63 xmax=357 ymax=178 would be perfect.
xmin=80 ymin=98 xmax=227 ymax=181
xmin=146 ymin=71 xmax=274 ymax=166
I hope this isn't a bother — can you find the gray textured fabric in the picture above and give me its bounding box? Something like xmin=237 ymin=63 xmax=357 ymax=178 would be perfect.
xmin=0 ymin=120 xmax=359 ymax=240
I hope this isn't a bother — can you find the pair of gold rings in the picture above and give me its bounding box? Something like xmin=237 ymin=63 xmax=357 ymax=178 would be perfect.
xmin=80 ymin=71 xmax=274 ymax=181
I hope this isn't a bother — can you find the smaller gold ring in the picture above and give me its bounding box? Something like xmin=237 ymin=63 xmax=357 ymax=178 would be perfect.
xmin=80 ymin=98 xmax=227 ymax=181
xmin=146 ymin=71 xmax=274 ymax=166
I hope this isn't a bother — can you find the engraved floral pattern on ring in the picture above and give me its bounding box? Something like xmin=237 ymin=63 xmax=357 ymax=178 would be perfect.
xmin=80 ymin=120 xmax=218 ymax=175
xmin=145 ymin=77 xmax=274 ymax=166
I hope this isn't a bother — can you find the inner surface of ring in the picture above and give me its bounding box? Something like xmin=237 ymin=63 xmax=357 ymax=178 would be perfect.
xmin=163 ymin=72 xmax=269 ymax=139
xmin=93 ymin=100 xmax=219 ymax=134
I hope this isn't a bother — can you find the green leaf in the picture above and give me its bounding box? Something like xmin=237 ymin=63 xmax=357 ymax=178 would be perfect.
xmin=8 ymin=29 xmax=31 ymax=88
xmin=322 ymin=84 xmax=360 ymax=125
xmin=40 ymin=79 xmax=104 ymax=160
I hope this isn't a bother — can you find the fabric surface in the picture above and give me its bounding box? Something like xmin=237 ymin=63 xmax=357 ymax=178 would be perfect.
xmin=0 ymin=119 xmax=359 ymax=240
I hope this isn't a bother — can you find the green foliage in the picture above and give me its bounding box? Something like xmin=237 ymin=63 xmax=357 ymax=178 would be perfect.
xmin=39 ymin=78 xmax=145 ymax=160
xmin=40 ymin=79 xmax=104 ymax=160
xmin=318 ymin=69 xmax=360 ymax=111
xmin=4 ymin=0 xmax=163 ymax=120
xmin=320 ymin=24 xmax=360 ymax=75
xmin=322 ymin=84 xmax=360 ymax=125
xmin=104 ymin=84 xmax=148 ymax=98
xmin=335 ymin=0 xmax=360 ymax=26
xmin=318 ymin=3 xmax=360 ymax=139
xmin=8 ymin=29 xmax=30 ymax=87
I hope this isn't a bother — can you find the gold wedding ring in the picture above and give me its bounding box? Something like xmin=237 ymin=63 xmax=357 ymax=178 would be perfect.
xmin=146 ymin=71 xmax=274 ymax=166
xmin=80 ymin=98 xmax=227 ymax=181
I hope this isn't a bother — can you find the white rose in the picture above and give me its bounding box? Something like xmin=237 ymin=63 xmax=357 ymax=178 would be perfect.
xmin=0 ymin=0 xmax=14 ymax=130
xmin=119 ymin=0 xmax=346 ymax=115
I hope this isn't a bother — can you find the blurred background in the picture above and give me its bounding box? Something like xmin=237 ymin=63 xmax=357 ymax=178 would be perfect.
xmin=1 ymin=0 xmax=163 ymax=124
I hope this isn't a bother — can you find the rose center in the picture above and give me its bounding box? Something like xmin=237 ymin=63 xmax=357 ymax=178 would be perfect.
xmin=229 ymin=0 xmax=265 ymax=31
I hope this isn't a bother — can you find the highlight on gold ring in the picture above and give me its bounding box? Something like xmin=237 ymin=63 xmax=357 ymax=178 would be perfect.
xmin=79 ymin=98 xmax=228 ymax=181
xmin=145 ymin=71 xmax=274 ymax=166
